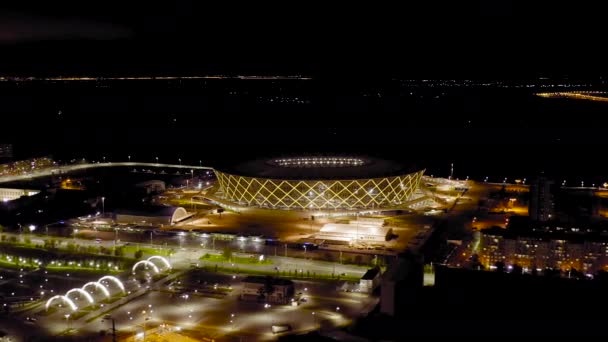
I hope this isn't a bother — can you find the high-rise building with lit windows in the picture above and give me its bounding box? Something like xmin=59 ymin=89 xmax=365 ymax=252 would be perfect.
xmin=530 ymin=175 xmax=554 ymax=221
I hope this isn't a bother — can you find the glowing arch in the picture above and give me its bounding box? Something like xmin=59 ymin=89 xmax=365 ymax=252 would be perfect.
xmin=83 ymin=282 xmax=110 ymax=298
xmin=65 ymin=288 xmax=95 ymax=305
xmin=147 ymin=256 xmax=171 ymax=270
xmin=132 ymin=260 xmax=160 ymax=274
xmin=46 ymin=295 xmax=78 ymax=311
xmin=98 ymin=275 xmax=125 ymax=292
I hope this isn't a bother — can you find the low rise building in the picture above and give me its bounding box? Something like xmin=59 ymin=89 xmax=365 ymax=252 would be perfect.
xmin=114 ymin=205 xmax=191 ymax=226
xmin=0 ymin=188 xmax=39 ymax=202
xmin=240 ymin=276 xmax=295 ymax=304
xmin=479 ymin=225 xmax=608 ymax=274
xmin=316 ymin=220 xmax=392 ymax=245
xmin=135 ymin=180 xmax=166 ymax=194
xmin=359 ymin=267 xmax=381 ymax=293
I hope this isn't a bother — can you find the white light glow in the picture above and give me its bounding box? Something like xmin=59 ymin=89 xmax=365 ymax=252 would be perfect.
xmin=98 ymin=275 xmax=125 ymax=292
xmin=46 ymin=295 xmax=78 ymax=311
xmin=147 ymin=256 xmax=172 ymax=270
xmin=82 ymin=282 xmax=110 ymax=298
xmin=132 ymin=260 xmax=160 ymax=274
xmin=65 ymin=288 xmax=94 ymax=304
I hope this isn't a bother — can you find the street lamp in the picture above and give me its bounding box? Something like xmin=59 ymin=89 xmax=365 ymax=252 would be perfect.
xmin=102 ymin=315 xmax=117 ymax=342
xmin=102 ymin=197 xmax=105 ymax=216
xmin=114 ymin=227 xmax=118 ymax=250
xmin=65 ymin=314 xmax=71 ymax=331
xmin=178 ymin=158 xmax=182 ymax=165
xmin=128 ymin=155 xmax=131 ymax=162
xmin=155 ymin=156 xmax=159 ymax=164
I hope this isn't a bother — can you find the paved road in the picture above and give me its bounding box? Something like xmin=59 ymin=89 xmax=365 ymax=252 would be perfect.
xmin=0 ymin=232 xmax=368 ymax=278
xmin=0 ymin=162 xmax=214 ymax=184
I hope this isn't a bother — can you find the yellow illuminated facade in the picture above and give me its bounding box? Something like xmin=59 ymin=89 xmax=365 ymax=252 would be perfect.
xmin=536 ymin=91 xmax=608 ymax=102
xmin=215 ymin=170 xmax=425 ymax=210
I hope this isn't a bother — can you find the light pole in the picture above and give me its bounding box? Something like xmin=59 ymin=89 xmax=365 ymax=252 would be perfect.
xmin=284 ymin=244 xmax=287 ymax=257
xmin=103 ymin=315 xmax=117 ymax=342
xmin=178 ymin=158 xmax=181 ymax=166
xmin=128 ymin=155 xmax=131 ymax=162
xmin=141 ymin=310 xmax=148 ymax=342
xmin=150 ymin=231 xmax=153 ymax=247
xmin=65 ymin=314 xmax=71 ymax=331
xmin=101 ymin=197 xmax=105 ymax=216
xmin=155 ymin=156 xmax=159 ymax=164
xmin=114 ymin=228 xmax=118 ymax=251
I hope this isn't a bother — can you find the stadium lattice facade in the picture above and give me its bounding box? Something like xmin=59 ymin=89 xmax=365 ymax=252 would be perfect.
xmin=215 ymin=157 xmax=424 ymax=210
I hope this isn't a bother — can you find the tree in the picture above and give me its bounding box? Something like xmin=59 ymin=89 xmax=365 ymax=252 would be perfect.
xmin=134 ymin=250 xmax=143 ymax=260
xmin=222 ymin=247 xmax=232 ymax=261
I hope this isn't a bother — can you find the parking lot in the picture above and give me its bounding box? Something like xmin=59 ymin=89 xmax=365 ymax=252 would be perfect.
xmin=73 ymin=270 xmax=377 ymax=341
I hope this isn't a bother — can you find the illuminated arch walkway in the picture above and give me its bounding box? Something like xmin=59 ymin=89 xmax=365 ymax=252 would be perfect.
xmin=45 ymin=256 xmax=169 ymax=312
xmin=132 ymin=256 xmax=172 ymax=274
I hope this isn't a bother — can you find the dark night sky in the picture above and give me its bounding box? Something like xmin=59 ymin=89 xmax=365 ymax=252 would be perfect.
xmin=0 ymin=1 xmax=606 ymax=77
xmin=1 ymin=2 xmax=608 ymax=182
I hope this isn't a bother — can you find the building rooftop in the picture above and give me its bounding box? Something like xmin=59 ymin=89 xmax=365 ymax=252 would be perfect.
xmin=217 ymin=156 xmax=419 ymax=180
xmin=481 ymin=225 xmax=608 ymax=243
xmin=361 ymin=267 xmax=381 ymax=280
xmin=242 ymin=276 xmax=294 ymax=286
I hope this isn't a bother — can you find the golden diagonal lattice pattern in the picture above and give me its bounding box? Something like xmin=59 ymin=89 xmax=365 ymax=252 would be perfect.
xmin=215 ymin=170 xmax=425 ymax=210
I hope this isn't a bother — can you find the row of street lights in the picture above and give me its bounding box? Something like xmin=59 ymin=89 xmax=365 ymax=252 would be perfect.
xmin=90 ymin=155 xmax=205 ymax=167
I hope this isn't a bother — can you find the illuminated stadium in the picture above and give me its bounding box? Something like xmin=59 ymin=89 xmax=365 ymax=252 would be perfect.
xmin=214 ymin=157 xmax=425 ymax=211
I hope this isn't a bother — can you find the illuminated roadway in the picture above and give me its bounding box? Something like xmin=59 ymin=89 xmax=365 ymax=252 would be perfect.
xmin=0 ymin=162 xmax=215 ymax=184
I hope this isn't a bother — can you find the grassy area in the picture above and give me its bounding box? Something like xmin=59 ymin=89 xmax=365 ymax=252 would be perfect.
xmin=202 ymin=265 xmax=360 ymax=282
xmin=45 ymin=266 xmax=122 ymax=275
xmin=200 ymin=253 xmax=272 ymax=265
xmin=0 ymin=258 xmax=36 ymax=270
xmin=85 ymin=293 xmax=146 ymax=323
xmin=120 ymin=245 xmax=172 ymax=257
